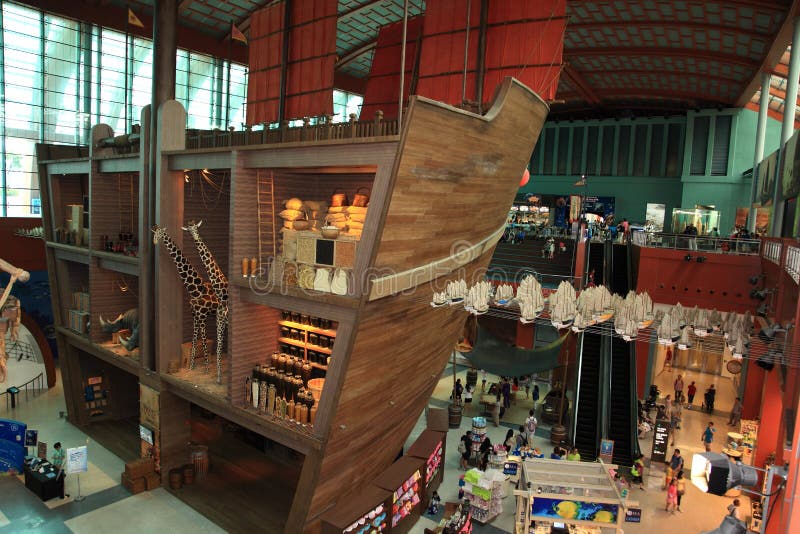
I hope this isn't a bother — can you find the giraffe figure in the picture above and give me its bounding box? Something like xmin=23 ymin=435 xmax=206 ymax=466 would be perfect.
xmin=152 ymin=225 xmax=222 ymax=382
xmin=182 ymin=220 xmax=228 ymax=385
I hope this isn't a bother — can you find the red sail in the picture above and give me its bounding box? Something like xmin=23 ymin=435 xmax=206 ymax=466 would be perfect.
xmin=360 ymin=17 xmax=424 ymax=120
xmin=415 ymin=0 xmax=482 ymax=107
xmin=285 ymin=0 xmax=337 ymax=120
xmin=246 ymin=2 xmax=284 ymax=124
xmin=246 ymin=0 xmax=337 ymax=124
xmin=483 ymin=0 xmax=566 ymax=103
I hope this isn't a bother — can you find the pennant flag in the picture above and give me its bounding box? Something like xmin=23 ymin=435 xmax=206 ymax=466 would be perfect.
xmin=128 ymin=8 xmax=144 ymax=28
xmin=231 ymin=22 xmax=248 ymax=44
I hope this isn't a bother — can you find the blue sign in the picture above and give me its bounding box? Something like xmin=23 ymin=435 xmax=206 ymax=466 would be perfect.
xmin=0 ymin=419 xmax=27 ymax=472
xmin=625 ymin=508 xmax=642 ymax=523
xmin=503 ymin=461 xmax=519 ymax=475
xmin=600 ymin=439 xmax=614 ymax=455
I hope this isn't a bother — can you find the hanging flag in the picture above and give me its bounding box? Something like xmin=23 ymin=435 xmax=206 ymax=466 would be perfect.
xmin=128 ymin=8 xmax=145 ymax=28
xmin=231 ymin=22 xmax=248 ymax=44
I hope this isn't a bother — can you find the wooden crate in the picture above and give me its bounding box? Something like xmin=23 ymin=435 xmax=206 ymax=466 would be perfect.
xmin=69 ymin=310 xmax=90 ymax=333
xmin=144 ymin=471 xmax=161 ymax=490
xmin=124 ymin=457 xmax=155 ymax=479
xmin=121 ymin=472 xmax=146 ymax=494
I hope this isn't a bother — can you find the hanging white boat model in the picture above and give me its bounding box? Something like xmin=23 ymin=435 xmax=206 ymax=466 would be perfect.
xmin=709 ymin=309 xmax=723 ymax=331
xmin=447 ymin=279 xmax=467 ymax=304
xmin=594 ymin=285 xmax=615 ymax=323
xmin=431 ymin=290 xmax=448 ymax=307
xmin=517 ymin=275 xmax=544 ymax=323
xmin=674 ymin=303 xmax=687 ymax=329
xmin=677 ymin=326 xmax=693 ymax=350
xmin=494 ymin=284 xmax=515 ymax=306
xmin=622 ymin=316 xmax=639 ymax=342
xmin=722 ymin=312 xmax=736 ymax=340
xmin=571 ymin=311 xmax=590 ymax=332
xmin=614 ymin=308 xmax=629 ymax=336
xmin=657 ymin=311 xmax=675 ymax=345
xmin=694 ymin=308 xmax=712 ymax=337
xmin=549 ymin=281 xmax=577 ymax=329
xmin=732 ymin=336 xmax=748 ymax=360
xmin=471 ymin=281 xmax=490 ymax=315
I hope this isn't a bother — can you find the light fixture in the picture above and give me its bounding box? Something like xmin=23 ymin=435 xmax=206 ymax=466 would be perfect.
xmin=573 ymin=174 xmax=586 ymax=187
xmin=690 ymin=452 xmax=758 ymax=496
xmin=684 ymin=254 xmax=693 ymax=262
xmin=696 ymin=256 xmax=707 ymax=263
xmin=756 ymin=303 xmax=769 ymax=318
xmin=758 ymin=323 xmax=784 ymax=343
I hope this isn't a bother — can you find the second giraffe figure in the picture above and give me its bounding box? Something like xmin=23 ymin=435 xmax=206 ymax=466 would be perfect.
xmin=152 ymin=225 xmax=224 ymax=384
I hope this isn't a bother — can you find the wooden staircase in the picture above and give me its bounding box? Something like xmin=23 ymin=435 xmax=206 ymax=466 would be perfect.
xmin=488 ymin=237 xmax=576 ymax=284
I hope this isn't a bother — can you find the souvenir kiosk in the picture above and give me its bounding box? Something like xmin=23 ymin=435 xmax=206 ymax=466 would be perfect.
xmin=514 ymin=459 xmax=638 ymax=534
xmin=406 ymin=429 xmax=446 ymax=495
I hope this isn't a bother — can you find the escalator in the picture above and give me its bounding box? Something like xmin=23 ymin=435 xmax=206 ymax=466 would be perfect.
xmin=608 ymin=336 xmax=640 ymax=466
xmin=606 ymin=241 xmax=640 ymax=466
xmin=610 ymin=243 xmax=630 ymax=295
xmin=573 ymin=332 xmax=602 ymax=461
xmin=587 ymin=241 xmax=606 ymax=286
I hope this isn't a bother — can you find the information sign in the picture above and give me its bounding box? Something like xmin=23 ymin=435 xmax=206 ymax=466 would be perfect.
xmin=66 ymin=445 xmax=88 ymax=474
xmin=651 ymin=418 xmax=670 ymax=463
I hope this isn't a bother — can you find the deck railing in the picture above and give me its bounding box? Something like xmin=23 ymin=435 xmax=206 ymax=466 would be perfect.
xmin=185 ymin=111 xmax=400 ymax=150
xmin=785 ymin=245 xmax=800 ymax=284
xmin=633 ymin=231 xmax=761 ymax=255
xmin=1 ymin=372 xmax=45 ymax=411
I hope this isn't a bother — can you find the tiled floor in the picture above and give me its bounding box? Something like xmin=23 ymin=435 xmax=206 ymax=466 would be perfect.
xmin=1 ymin=363 xmax=748 ymax=533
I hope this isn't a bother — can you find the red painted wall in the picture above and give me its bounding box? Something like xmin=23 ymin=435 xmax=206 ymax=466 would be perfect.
xmin=755 ymin=369 xmax=783 ymax=472
xmin=0 ymin=217 xmax=46 ymax=272
xmin=634 ymin=245 xmax=761 ymax=313
xmin=742 ymin=364 xmax=767 ymax=421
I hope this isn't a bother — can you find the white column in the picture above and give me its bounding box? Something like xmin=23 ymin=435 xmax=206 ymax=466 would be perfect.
xmin=749 ymin=72 xmax=771 ymax=232
xmin=774 ymin=17 xmax=800 ymax=235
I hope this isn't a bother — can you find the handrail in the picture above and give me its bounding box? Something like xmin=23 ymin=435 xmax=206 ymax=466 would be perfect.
xmin=632 ymin=231 xmax=761 ymax=255
xmin=1 ymin=372 xmax=45 ymax=411
xmin=185 ymin=111 xmax=401 ymax=150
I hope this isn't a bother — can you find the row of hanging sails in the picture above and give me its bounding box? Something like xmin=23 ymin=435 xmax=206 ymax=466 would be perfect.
xmin=656 ymin=303 xmax=753 ymax=358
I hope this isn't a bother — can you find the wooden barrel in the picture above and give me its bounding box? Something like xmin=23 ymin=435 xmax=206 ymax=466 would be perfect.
xmin=550 ymin=424 xmax=567 ymax=445
xmin=168 ymin=468 xmax=183 ymax=489
xmin=190 ymin=445 xmax=209 ymax=480
xmin=448 ymin=403 xmax=463 ymax=428
xmin=466 ymin=369 xmax=478 ymax=388
xmin=182 ymin=464 xmax=194 ymax=485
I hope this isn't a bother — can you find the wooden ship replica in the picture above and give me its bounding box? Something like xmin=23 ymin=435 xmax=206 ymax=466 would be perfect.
xmin=36 ymin=1 xmax=564 ymax=531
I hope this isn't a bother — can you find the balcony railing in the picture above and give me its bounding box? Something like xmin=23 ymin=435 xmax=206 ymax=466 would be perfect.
xmin=764 ymin=241 xmax=783 ymax=264
xmin=786 ymin=245 xmax=800 ymax=284
xmin=632 ymin=231 xmax=761 ymax=255
xmin=185 ymin=112 xmax=400 ymax=150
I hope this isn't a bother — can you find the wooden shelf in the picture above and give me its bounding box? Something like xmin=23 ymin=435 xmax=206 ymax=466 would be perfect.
xmin=232 ymin=277 xmax=360 ymax=309
xmin=278 ymin=337 xmax=332 ymax=355
xmin=310 ymin=362 xmax=328 ymax=371
xmin=56 ymin=325 xmax=141 ymax=375
xmin=93 ymin=250 xmax=140 ymax=263
xmin=94 ymin=250 xmax=140 ymax=275
xmin=278 ymin=320 xmax=337 ymax=338
xmin=47 ymin=242 xmax=90 ymax=264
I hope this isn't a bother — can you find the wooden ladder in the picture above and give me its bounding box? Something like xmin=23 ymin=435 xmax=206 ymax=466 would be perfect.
xmin=257 ymin=170 xmax=277 ymax=273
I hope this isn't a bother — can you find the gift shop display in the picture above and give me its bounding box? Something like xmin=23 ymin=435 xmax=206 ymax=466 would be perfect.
xmin=373 ymin=456 xmax=426 ymax=534
xmin=406 ymin=429 xmax=446 ymax=493
xmin=470 ymin=417 xmax=487 ymax=464
xmin=432 ymin=501 xmax=472 ymax=534
xmin=462 ymin=468 xmax=504 ymax=524
xmin=319 ymin=485 xmax=391 ymax=534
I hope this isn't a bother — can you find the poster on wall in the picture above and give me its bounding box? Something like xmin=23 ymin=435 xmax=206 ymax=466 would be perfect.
xmin=531 ymin=498 xmax=618 ymax=523
xmin=785 ymin=130 xmax=800 ymax=198
xmin=645 ymin=203 xmax=666 ymax=232
xmin=758 ymin=151 xmax=778 ymax=205
xmin=735 ymin=207 xmax=749 ymax=228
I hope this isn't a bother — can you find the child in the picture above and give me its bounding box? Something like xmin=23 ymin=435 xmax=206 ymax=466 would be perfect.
xmin=427 ymin=491 xmax=441 ymax=515
xmin=666 ymin=478 xmax=678 ymax=513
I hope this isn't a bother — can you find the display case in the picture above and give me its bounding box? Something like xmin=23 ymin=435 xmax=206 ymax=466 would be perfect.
xmin=373 ymin=456 xmax=426 ymax=534
xmin=320 ymin=485 xmax=392 ymax=534
xmin=462 ymin=468 xmax=504 ymax=524
xmin=406 ymin=429 xmax=446 ymax=494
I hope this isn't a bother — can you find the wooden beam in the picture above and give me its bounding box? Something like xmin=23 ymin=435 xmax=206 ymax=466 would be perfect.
xmin=562 ymin=64 xmax=601 ymax=105
xmin=735 ymin=0 xmax=800 ymax=106
xmin=565 ymin=47 xmax=760 ymax=69
xmin=337 ymin=40 xmax=378 ymax=70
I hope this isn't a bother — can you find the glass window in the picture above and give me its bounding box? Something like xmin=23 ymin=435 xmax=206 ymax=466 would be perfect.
xmin=711 ymin=115 xmax=731 ymax=176
xmin=542 ymin=128 xmax=556 ymax=175
xmin=690 ymin=116 xmax=710 ymax=175
xmin=617 ymin=125 xmax=631 ymax=176
xmin=649 ymin=124 xmax=665 ymax=177
xmin=633 ymin=124 xmax=648 ymax=176
xmin=571 ymin=127 xmax=584 ymax=175
xmin=666 ymin=123 xmax=684 ymax=176
xmin=600 ymin=125 xmax=615 ymax=175
xmin=557 ymin=128 xmax=569 ymax=175
xmin=586 ymin=126 xmax=599 ymax=175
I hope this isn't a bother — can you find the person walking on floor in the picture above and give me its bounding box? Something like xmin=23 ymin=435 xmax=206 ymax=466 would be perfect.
xmin=463 ymin=385 xmax=473 ymax=415
xmin=632 ymin=453 xmax=645 ymax=490
xmin=532 ymin=383 xmax=540 ymax=403
xmin=504 ymin=429 xmax=515 ymax=453
xmin=52 ymin=442 xmax=69 ymax=499
xmin=686 ymin=381 xmax=697 ymax=408
xmin=727 ymin=499 xmax=742 ymax=521
xmin=501 ymin=378 xmax=511 ymax=409
xmin=704 ymin=384 xmax=716 ymax=413
xmin=480 ymin=369 xmax=487 ymax=392
xmin=490 ymin=393 xmax=501 ymax=427
xmin=525 ymin=409 xmax=538 ymax=442
xmin=459 ymin=431 xmax=473 ymax=470
xmin=452 ymin=378 xmax=463 ymax=402
xmin=674 ymin=374 xmax=684 ymax=403
xmin=729 ymin=396 xmax=742 ymax=427
xmin=478 ymin=436 xmax=492 ymax=471
xmin=665 ymin=449 xmax=684 ymax=489
xmin=702 ymin=421 xmax=716 ymax=452
xmin=521 ymin=375 xmax=530 ymax=399
xmin=515 ymin=426 xmax=528 ymax=450
xmin=675 ymin=470 xmax=686 ymax=512
xmin=666 ymin=478 xmax=678 ymax=514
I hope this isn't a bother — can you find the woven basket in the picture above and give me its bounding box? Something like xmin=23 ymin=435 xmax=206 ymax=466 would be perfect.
xmin=331 ymin=189 xmax=348 ymax=207
xmin=352 ymin=187 xmax=370 ymax=207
